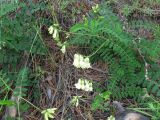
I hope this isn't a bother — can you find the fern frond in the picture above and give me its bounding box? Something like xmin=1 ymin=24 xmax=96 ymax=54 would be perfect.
xmin=0 ymin=0 xmax=24 ymax=17
xmin=69 ymin=6 xmax=148 ymax=101
xmin=69 ymin=2 xmax=160 ymax=103
xmin=13 ymin=68 xmax=29 ymax=97
xmin=0 ymin=71 xmax=11 ymax=94
xmin=111 ymin=86 xmax=144 ymax=100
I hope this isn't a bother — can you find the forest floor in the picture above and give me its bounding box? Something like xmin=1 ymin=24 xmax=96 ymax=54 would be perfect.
xmin=1 ymin=0 xmax=160 ymax=120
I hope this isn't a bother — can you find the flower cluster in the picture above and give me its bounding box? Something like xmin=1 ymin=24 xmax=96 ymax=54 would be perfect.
xmin=92 ymin=4 xmax=99 ymax=13
xmin=75 ymin=78 xmax=93 ymax=92
xmin=48 ymin=25 xmax=66 ymax=54
xmin=107 ymin=115 xmax=115 ymax=120
xmin=73 ymin=54 xmax=91 ymax=69
xmin=41 ymin=108 xmax=57 ymax=120
xmin=70 ymin=96 xmax=81 ymax=107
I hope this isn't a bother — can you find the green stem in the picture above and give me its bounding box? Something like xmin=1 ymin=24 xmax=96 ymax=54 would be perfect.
xmin=19 ymin=97 xmax=42 ymax=111
xmin=61 ymin=30 xmax=107 ymax=41
xmin=88 ymin=40 xmax=107 ymax=58
xmin=0 ymin=73 xmax=42 ymax=112
xmin=127 ymin=108 xmax=153 ymax=117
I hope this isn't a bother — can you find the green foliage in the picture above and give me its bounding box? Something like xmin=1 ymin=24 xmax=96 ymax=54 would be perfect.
xmin=0 ymin=68 xmax=30 ymax=99
xmin=13 ymin=68 xmax=29 ymax=97
xmin=0 ymin=100 xmax=15 ymax=106
xmin=0 ymin=0 xmax=49 ymax=118
xmin=147 ymin=98 xmax=160 ymax=120
xmin=119 ymin=0 xmax=160 ymax=16
xmin=0 ymin=71 xmax=11 ymax=94
xmin=128 ymin=20 xmax=160 ymax=97
xmin=0 ymin=68 xmax=31 ymax=118
xmin=0 ymin=0 xmax=48 ymax=94
xmin=92 ymin=91 xmax=111 ymax=111
xmin=0 ymin=0 xmax=24 ymax=17
xmin=128 ymin=20 xmax=160 ymax=59
xmin=144 ymin=65 xmax=160 ymax=97
xmin=69 ymin=6 xmax=140 ymax=100
xmin=92 ymin=94 xmax=104 ymax=110
xmin=1 ymin=0 xmax=47 ymax=66
xmin=1 ymin=0 xmax=160 ymax=119
xmin=69 ymin=3 xmax=160 ymax=103
xmin=133 ymin=96 xmax=160 ymax=120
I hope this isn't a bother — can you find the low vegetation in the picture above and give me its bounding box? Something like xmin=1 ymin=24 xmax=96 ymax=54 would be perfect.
xmin=0 ymin=0 xmax=160 ymax=120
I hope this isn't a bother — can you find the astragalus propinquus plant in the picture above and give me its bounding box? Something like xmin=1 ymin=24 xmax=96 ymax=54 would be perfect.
xmin=0 ymin=0 xmax=160 ymax=120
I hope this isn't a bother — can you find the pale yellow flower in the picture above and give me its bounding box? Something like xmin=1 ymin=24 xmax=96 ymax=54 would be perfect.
xmin=73 ymin=54 xmax=91 ymax=69
xmin=41 ymin=108 xmax=57 ymax=120
xmin=48 ymin=26 xmax=54 ymax=34
xmin=52 ymin=28 xmax=58 ymax=39
xmin=60 ymin=44 xmax=66 ymax=54
xmin=92 ymin=4 xmax=99 ymax=13
xmin=75 ymin=78 xmax=93 ymax=92
xmin=107 ymin=115 xmax=115 ymax=120
xmin=70 ymin=96 xmax=81 ymax=107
